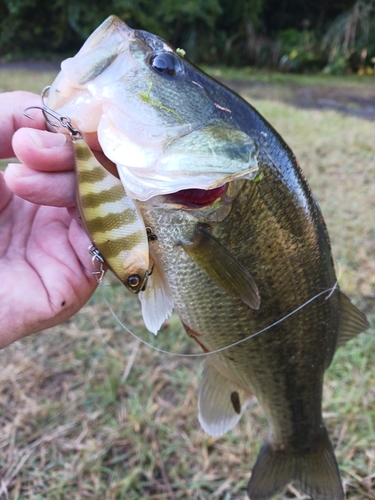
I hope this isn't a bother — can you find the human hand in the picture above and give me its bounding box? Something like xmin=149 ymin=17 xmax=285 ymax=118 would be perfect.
xmin=0 ymin=91 xmax=99 ymax=348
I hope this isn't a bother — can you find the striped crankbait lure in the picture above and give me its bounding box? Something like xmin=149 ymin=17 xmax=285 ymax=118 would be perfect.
xmin=24 ymin=91 xmax=151 ymax=293
xmin=73 ymin=138 xmax=151 ymax=293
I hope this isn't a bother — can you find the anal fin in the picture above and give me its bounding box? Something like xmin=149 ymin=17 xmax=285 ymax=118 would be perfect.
xmin=198 ymin=359 xmax=252 ymax=437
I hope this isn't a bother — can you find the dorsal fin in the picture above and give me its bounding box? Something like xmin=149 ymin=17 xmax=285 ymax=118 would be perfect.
xmin=337 ymin=291 xmax=370 ymax=349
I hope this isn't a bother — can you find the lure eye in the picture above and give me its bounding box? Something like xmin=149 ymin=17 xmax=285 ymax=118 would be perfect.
xmin=127 ymin=273 xmax=148 ymax=293
xmin=150 ymin=52 xmax=183 ymax=77
xmin=127 ymin=274 xmax=141 ymax=290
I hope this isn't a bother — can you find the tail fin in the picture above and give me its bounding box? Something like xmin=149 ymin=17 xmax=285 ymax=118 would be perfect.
xmin=247 ymin=427 xmax=344 ymax=500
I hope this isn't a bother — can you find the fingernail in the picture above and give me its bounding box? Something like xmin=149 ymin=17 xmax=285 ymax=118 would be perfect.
xmin=27 ymin=129 xmax=67 ymax=148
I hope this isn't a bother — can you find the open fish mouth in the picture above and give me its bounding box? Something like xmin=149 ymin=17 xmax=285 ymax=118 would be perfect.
xmin=47 ymin=16 xmax=259 ymax=201
xmin=166 ymin=184 xmax=228 ymax=208
xmin=38 ymin=16 xmax=372 ymax=500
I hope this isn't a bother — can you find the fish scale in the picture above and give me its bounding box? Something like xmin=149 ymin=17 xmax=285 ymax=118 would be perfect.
xmin=47 ymin=16 xmax=369 ymax=499
xmin=139 ymin=171 xmax=344 ymax=498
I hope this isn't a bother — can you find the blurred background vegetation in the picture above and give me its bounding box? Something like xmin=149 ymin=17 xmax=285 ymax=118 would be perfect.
xmin=1 ymin=0 xmax=375 ymax=75
xmin=1 ymin=2 xmax=374 ymax=499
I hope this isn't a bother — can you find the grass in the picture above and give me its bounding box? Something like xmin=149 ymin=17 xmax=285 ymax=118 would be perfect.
xmin=0 ymin=68 xmax=374 ymax=499
xmin=204 ymin=67 xmax=375 ymax=120
xmin=203 ymin=65 xmax=375 ymax=91
xmin=0 ymin=69 xmax=58 ymax=171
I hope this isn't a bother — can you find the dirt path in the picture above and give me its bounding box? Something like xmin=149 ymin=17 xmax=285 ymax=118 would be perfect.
xmin=219 ymin=78 xmax=375 ymax=121
xmin=1 ymin=61 xmax=374 ymax=120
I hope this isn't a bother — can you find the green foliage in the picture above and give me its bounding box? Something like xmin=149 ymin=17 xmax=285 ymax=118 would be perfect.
xmin=0 ymin=0 xmax=115 ymax=60
xmin=322 ymin=0 xmax=375 ymax=75
xmin=112 ymin=0 xmax=223 ymax=62
xmin=1 ymin=0 xmax=375 ymax=74
xmin=278 ymin=28 xmax=325 ymax=72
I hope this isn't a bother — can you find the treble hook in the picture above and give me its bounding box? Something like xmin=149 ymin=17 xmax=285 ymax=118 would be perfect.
xmin=88 ymin=244 xmax=106 ymax=284
xmin=24 ymin=86 xmax=82 ymax=140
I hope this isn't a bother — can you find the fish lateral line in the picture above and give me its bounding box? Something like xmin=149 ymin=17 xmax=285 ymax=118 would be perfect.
xmin=100 ymin=281 xmax=339 ymax=358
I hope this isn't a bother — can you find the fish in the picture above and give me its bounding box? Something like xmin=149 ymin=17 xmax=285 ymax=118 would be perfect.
xmin=46 ymin=16 xmax=370 ymax=499
xmin=47 ymin=15 xmax=259 ymax=201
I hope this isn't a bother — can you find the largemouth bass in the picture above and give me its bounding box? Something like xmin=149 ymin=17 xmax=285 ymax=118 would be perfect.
xmin=46 ymin=16 xmax=369 ymax=499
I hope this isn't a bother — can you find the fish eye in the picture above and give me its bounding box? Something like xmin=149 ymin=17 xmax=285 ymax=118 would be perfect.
xmin=149 ymin=52 xmax=183 ymax=77
xmin=127 ymin=274 xmax=141 ymax=289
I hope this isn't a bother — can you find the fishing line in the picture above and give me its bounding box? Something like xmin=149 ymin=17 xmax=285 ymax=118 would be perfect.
xmin=24 ymin=93 xmax=343 ymax=357
xmin=100 ymin=281 xmax=339 ymax=358
xmin=325 ymin=261 xmax=341 ymax=300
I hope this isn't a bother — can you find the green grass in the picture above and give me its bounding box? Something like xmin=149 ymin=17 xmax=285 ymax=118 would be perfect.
xmin=203 ymin=65 xmax=375 ymax=91
xmin=0 ymin=69 xmax=58 ymax=93
xmin=204 ymin=67 xmax=375 ymax=119
xmin=0 ymin=69 xmax=374 ymax=499
xmin=0 ymin=69 xmax=58 ymax=171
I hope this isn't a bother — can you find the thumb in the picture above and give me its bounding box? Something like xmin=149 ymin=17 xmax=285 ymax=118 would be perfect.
xmin=12 ymin=128 xmax=74 ymax=172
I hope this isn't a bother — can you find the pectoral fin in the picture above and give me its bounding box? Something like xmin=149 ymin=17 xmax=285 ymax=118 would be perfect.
xmin=336 ymin=291 xmax=369 ymax=349
xmin=139 ymin=264 xmax=174 ymax=335
xmin=181 ymin=225 xmax=260 ymax=309
xmin=198 ymin=359 xmax=253 ymax=437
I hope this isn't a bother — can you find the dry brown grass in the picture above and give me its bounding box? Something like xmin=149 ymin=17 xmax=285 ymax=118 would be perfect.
xmin=0 ymin=69 xmax=374 ymax=499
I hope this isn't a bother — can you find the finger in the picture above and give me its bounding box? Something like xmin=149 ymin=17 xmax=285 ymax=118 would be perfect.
xmin=0 ymin=91 xmax=48 ymax=159
xmin=12 ymin=128 xmax=73 ymax=172
xmin=4 ymin=164 xmax=76 ymax=207
xmin=13 ymin=128 xmax=118 ymax=176
xmin=69 ymin=217 xmax=102 ymax=283
xmin=0 ymin=172 xmax=12 ymax=212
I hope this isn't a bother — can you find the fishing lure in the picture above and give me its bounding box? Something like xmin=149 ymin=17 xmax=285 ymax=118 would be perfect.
xmin=24 ymin=88 xmax=151 ymax=294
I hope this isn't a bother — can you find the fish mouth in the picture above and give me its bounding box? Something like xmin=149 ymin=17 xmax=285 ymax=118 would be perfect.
xmin=47 ymin=14 xmax=258 ymax=201
xmin=166 ymin=184 xmax=228 ymax=208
